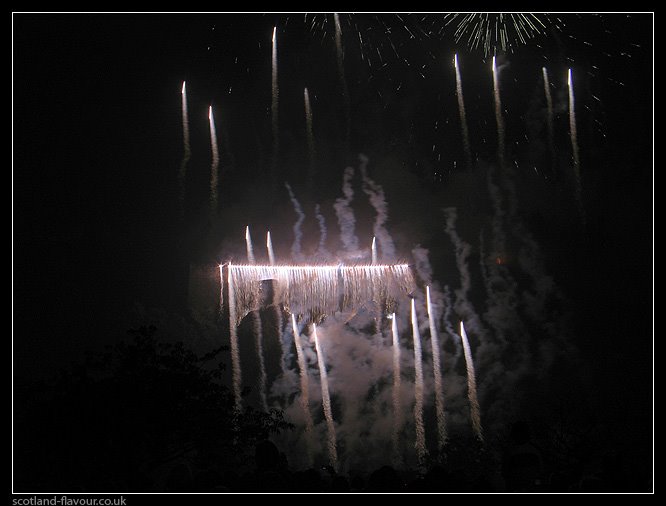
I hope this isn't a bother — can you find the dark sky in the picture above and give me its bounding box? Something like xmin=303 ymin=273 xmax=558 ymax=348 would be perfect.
xmin=13 ymin=11 xmax=653 ymax=470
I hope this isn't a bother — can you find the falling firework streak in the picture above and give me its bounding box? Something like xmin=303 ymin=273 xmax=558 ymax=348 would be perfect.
xmin=454 ymin=55 xmax=473 ymax=170
xmin=427 ymin=286 xmax=447 ymax=450
xmin=568 ymin=68 xmax=584 ymax=223
xmin=411 ymin=299 xmax=427 ymax=465
xmin=492 ymin=56 xmax=506 ymax=169
xmin=245 ymin=226 xmax=256 ymax=265
xmin=253 ymin=311 xmax=268 ymax=411
xmin=246 ymin=226 xmax=267 ymax=410
xmin=227 ymin=263 xmax=242 ymax=411
xmin=291 ymin=314 xmax=315 ymax=465
xmin=209 ymin=106 xmax=220 ymax=218
xmin=390 ymin=313 xmax=402 ymax=465
xmin=542 ymin=67 xmax=556 ymax=174
xmin=179 ymin=81 xmax=191 ymax=217
xmin=460 ymin=321 xmax=483 ymax=441
xmin=271 ymin=27 xmax=279 ymax=171
xmin=266 ymin=231 xmax=276 ymax=266
xmin=304 ymin=87 xmax=316 ymax=190
xmin=313 ymin=324 xmax=338 ymax=471
xmin=333 ymin=13 xmax=351 ymax=144
xmin=225 ymin=263 xmax=414 ymax=326
xmin=218 ymin=264 xmax=225 ymax=317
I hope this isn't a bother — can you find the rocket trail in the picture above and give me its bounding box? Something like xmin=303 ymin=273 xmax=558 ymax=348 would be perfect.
xmin=245 ymin=225 xmax=266 ymax=410
xmin=245 ymin=225 xmax=256 ymax=265
xmin=209 ymin=105 xmax=220 ymax=219
xmin=333 ymin=13 xmax=351 ymax=145
xmin=304 ymin=87 xmax=316 ymax=192
xmin=427 ymin=286 xmax=447 ymax=450
xmin=391 ymin=313 xmax=402 ymax=466
xmin=226 ymin=263 xmax=242 ymax=411
xmin=454 ymin=55 xmax=473 ymax=170
xmin=411 ymin=299 xmax=427 ymax=465
xmin=179 ymin=81 xmax=191 ymax=218
xmin=291 ymin=315 xmax=315 ymax=466
xmin=460 ymin=321 xmax=483 ymax=441
xmin=542 ymin=67 xmax=556 ymax=175
xmin=266 ymin=231 xmax=276 ymax=266
xmin=313 ymin=324 xmax=338 ymax=471
xmin=271 ymin=26 xmax=279 ymax=175
xmin=492 ymin=56 xmax=506 ymax=169
xmin=568 ymin=68 xmax=584 ymax=224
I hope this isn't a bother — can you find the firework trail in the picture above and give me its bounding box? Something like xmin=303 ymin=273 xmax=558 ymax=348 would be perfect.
xmin=313 ymin=323 xmax=338 ymax=471
xmin=218 ymin=263 xmax=224 ymax=317
xmin=427 ymin=286 xmax=447 ymax=450
xmin=371 ymin=237 xmax=378 ymax=265
xmin=334 ymin=13 xmax=351 ymax=145
xmin=390 ymin=313 xmax=402 ymax=466
xmin=492 ymin=56 xmax=506 ymax=169
xmin=304 ymin=87 xmax=316 ymax=191
xmin=454 ymin=55 xmax=473 ymax=170
xmin=333 ymin=167 xmax=360 ymax=254
xmin=226 ymin=263 xmax=242 ymax=411
xmin=291 ymin=314 xmax=315 ymax=466
xmin=542 ymin=67 xmax=556 ymax=175
xmin=284 ymin=183 xmax=305 ymax=262
xmin=359 ymin=155 xmax=396 ymax=261
xmin=178 ymin=81 xmax=191 ymax=218
xmin=253 ymin=312 xmax=268 ymax=411
xmin=314 ymin=204 xmax=330 ymax=258
xmin=245 ymin=225 xmax=256 ymax=265
xmin=208 ymin=105 xmax=220 ymax=219
xmin=266 ymin=230 xmax=284 ymax=382
xmin=460 ymin=321 xmax=483 ymax=441
xmin=272 ymin=27 xmax=279 ymax=175
xmin=266 ymin=231 xmax=276 ymax=266
xmin=245 ymin=227 xmax=267 ymax=411
xmin=411 ymin=299 xmax=427 ymax=466
xmin=568 ymin=68 xmax=584 ymax=223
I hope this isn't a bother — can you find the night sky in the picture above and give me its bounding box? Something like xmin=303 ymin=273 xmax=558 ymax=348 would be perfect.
xmin=13 ymin=10 xmax=653 ymax=493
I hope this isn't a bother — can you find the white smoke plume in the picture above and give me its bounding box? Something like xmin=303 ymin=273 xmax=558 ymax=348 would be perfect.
xmin=284 ymin=183 xmax=306 ymax=262
xmin=333 ymin=167 xmax=360 ymax=255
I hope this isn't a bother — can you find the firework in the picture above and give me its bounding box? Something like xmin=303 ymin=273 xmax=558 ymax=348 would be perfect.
xmin=313 ymin=323 xmax=338 ymax=471
xmin=443 ymin=13 xmax=550 ymax=56
xmin=427 ymin=286 xmax=447 ymax=450
xmin=411 ymin=299 xmax=427 ymax=466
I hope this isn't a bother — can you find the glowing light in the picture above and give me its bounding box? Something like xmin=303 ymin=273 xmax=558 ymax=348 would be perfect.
xmin=313 ymin=323 xmax=338 ymax=471
xmin=391 ymin=312 xmax=402 ymax=466
xmin=426 ymin=286 xmax=447 ymax=449
xmin=224 ymin=263 xmax=414 ymax=326
xmin=181 ymin=80 xmax=186 ymax=94
xmin=411 ymin=298 xmax=427 ymax=465
xmin=245 ymin=225 xmax=255 ymax=264
xmin=460 ymin=321 xmax=483 ymax=441
xmin=266 ymin=231 xmax=276 ymax=265
xmin=291 ymin=314 xmax=315 ymax=465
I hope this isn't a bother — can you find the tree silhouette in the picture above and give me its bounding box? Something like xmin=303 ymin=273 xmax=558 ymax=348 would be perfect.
xmin=14 ymin=325 xmax=292 ymax=492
